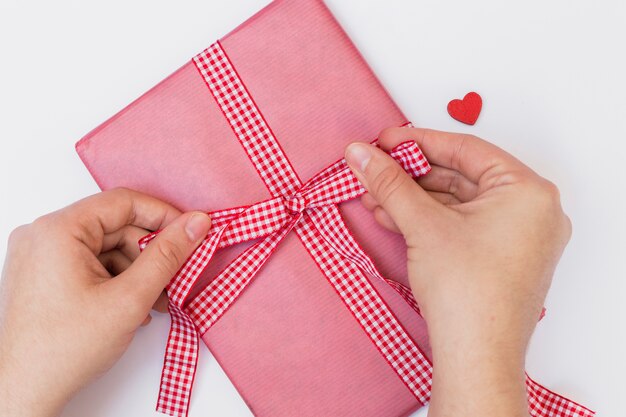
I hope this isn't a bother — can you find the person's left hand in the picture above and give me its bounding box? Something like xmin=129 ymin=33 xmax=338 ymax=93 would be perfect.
xmin=0 ymin=188 xmax=212 ymax=417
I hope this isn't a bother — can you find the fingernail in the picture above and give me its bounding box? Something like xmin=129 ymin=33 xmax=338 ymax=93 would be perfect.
xmin=345 ymin=143 xmax=372 ymax=173
xmin=185 ymin=213 xmax=211 ymax=241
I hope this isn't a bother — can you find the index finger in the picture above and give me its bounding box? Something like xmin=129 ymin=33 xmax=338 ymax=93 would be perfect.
xmin=378 ymin=127 xmax=527 ymax=183
xmin=62 ymin=188 xmax=183 ymax=252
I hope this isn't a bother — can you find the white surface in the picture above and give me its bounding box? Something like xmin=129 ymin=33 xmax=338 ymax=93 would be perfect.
xmin=0 ymin=0 xmax=624 ymax=415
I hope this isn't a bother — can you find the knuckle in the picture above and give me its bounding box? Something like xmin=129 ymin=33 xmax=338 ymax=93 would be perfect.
xmin=31 ymin=213 xmax=52 ymax=229
xmin=448 ymin=169 xmax=461 ymax=195
xmin=535 ymin=179 xmax=562 ymax=206
xmin=7 ymin=224 xmax=28 ymax=246
xmin=371 ymin=165 xmax=406 ymax=204
xmin=450 ymin=135 xmax=469 ymax=167
xmin=465 ymin=133 xmax=483 ymax=142
xmin=518 ymin=176 xmax=561 ymax=207
xmin=539 ymin=179 xmax=561 ymax=198
xmin=562 ymin=213 xmax=573 ymax=241
xmin=503 ymin=169 xmax=527 ymax=184
xmin=526 ymin=178 xmax=572 ymax=239
xmin=103 ymin=187 xmax=134 ymax=208
xmin=378 ymin=126 xmax=400 ymax=140
xmin=107 ymin=187 xmax=132 ymax=198
xmin=30 ymin=214 xmax=61 ymax=236
xmin=104 ymin=187 xmax=136 ymax=223
xmin=464 ymin=133 xmax=482 ymax=142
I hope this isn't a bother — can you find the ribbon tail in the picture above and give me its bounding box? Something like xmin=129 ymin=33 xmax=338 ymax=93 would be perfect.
xmin=156 ymin=303 xmax=199 ymax=417
xmin=312 ymin=206 xmax=422 ymax=315
xmin=151 ymin=210 xmax=297 ymax=417
xmin=382 ymin=278 xmax=422 ymax=315
xmin=153 ymin=231 xmax=227 ymax=417
xmin=526 ymin=373 xmax=595 ymax=417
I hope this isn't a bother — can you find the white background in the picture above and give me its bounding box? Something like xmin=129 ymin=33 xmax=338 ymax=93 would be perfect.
xmin=1 ymin=0 xmax=624 ymax=415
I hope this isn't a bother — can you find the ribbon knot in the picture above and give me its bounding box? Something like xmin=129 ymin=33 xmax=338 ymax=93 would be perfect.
xmin=283 ymin=194 xmax=307 ymax=214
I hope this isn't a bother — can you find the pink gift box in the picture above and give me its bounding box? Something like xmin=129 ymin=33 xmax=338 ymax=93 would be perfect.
xmin=76 ymin=0 xmax=433 ymax=415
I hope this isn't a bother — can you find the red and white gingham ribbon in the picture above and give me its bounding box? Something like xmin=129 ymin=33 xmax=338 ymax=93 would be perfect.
xmin=141 ymin=41 xmax=594 ymax=417
xmin=140 ymin=140 xmax=432 ymax=416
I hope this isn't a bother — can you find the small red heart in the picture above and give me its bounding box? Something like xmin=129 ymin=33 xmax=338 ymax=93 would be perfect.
xmin=447 ymin=92 xmax=482 ymax=125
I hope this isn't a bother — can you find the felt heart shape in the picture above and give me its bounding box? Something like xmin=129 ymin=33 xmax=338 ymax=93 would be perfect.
xmin=447 ymin=92 xmax=482 ymax=125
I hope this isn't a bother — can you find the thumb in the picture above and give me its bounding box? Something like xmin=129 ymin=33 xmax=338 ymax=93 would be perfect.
xmin=345 ymin=142 xmax=437 ymax=234
xmin=112 ymin=212 xmax=211 ymax=314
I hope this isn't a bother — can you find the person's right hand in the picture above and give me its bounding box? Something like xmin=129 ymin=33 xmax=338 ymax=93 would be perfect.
xmin=345 ymin=128 xmax=572 ymax=417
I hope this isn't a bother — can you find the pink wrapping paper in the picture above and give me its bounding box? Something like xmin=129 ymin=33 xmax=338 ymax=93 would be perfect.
xmin=76 ymin=0 xmax=432 ymax=415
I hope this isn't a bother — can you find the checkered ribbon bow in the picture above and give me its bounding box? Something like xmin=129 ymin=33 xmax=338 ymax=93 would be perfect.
xmin=139 ymin=141 xmax=432 ymax=417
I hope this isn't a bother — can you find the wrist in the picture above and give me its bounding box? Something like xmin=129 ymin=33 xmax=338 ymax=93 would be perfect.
xmin=416 ymin=274 xmax=538 ymax=360
xmin=429 ymin=347 xmax=529 ymax=417
xmin=0 ymin=357 xmax=68 ymax=417
xmin=419 ymin=283 xmax=532 ymax=417
xmin=427 ymin=317 xmax=529 ymax=417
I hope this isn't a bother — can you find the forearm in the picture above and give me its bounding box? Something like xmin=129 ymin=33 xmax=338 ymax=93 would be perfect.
xmin=0 ymin=361 xmax=62 ymax=417
xmin=424 ymin=291 xmax=532 ymax=417
xmin=428 ymin=337 xmax=529 ymax=417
